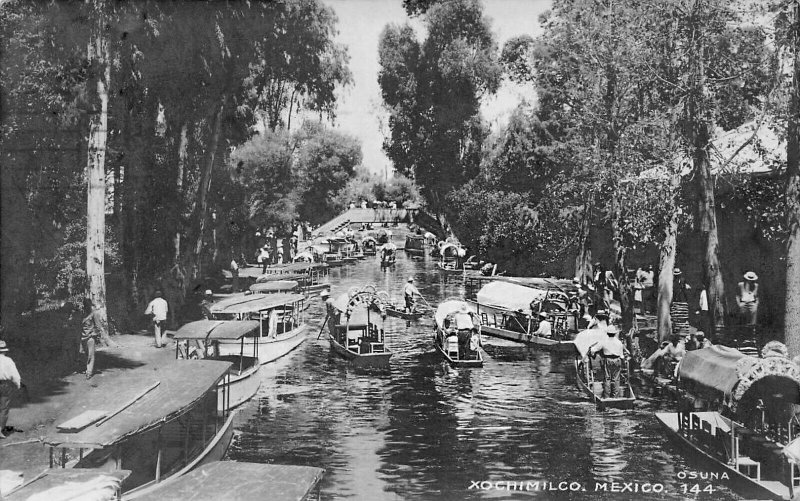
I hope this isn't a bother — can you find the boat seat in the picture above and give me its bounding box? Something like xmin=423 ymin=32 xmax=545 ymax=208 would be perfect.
xmin=736 ymin=456 xmax=760 ymax=481
xmin=446 ymin=335 xmax=459 ymax=359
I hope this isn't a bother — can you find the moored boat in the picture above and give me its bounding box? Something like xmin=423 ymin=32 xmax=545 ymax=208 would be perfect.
xmin=572 ymin=328 xmax=636 ymax=409
xmin=385 ymin=306 xmax=428 ymax=321
xmin=174 ymin=319 xmax=262 ymax=410
xmin=326 ymin=287 xmax=393 ymax=368
xmin=35 ymin=360 xmax=236 ymax=500
xmin=433 ymin=300 xmax=483 ymax=367
xmin=133 ymin=461 xmax=325 ymax=501
xmin=470 ymin=281 xmax=576 ymax=352
xmin=404 ymin=234 xmax=425 ymax=254
xmin=653 ymin=344 xmax=800 ymax=500
xmin=209 ymin=293 xmax=307 ymax=365
xmin=362 ymin=236 xmax=378 ymax=256
xmin=436 ymin=242 xmax=466 ymax=272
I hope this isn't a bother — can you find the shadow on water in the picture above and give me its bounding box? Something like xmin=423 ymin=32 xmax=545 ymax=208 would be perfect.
xmin=226 ymin=249 xmax=740 ymax=500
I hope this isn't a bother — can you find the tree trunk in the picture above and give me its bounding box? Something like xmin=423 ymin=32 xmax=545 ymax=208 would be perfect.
xmin=86 ymin=3 xmax=111 ymax=342
xmin=174 ymin=122 xmax=188 ymax=264
xmin=695 ymin=138 xmax=726 ymax=334
xmin=192 ymin=100 xmax=225 ymax=275
xmin=574 ymin=199 xmax=593 ymax=284
xmin=786 ymin=3 xmax=800 ymax=357
xmin=610 ymin=190 xmax=635 ymax=332
xmin=657 ymin=206 xmax=678 ymax=342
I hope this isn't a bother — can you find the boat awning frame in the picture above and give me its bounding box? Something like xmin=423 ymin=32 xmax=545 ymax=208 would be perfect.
xmin=173 ymin=320 xmax=260 ymax=340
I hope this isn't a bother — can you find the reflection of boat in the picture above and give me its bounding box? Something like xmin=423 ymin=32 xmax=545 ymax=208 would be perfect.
xmin=434 ymin=300 xmax=483 ymax=367
xmin=404 ymin=234 xmax=425 ymax=254
xmin=572 ymin=329 xmax=635 ymax=409
xmin=656 ymin=345 xmax=800 ymax=501
xmin=326 ymin=287 xmax=393 ymax=368
xmin=174 ymin=319 xmax=262 ymax=410
xmin=209 ymin=293 xmax=307 ymax=365
xmin=40 ymin=360 xmax=236 ymax=500
xmin=470 ymin=281 xmax=575 ymax=352
xmin=134 ymin=461 xmax=325 ymax=501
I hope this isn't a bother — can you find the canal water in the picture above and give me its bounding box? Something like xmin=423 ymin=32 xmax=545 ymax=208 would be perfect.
xmin=227 ymin=252 xmax=740 ymax=500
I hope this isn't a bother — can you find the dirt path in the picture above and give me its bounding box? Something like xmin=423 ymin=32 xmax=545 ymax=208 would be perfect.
xmin=0 ymin=332 xmax=175 ymax=482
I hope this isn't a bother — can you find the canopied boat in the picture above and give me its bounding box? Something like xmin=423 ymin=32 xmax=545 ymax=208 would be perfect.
xmin=174 ymin=319 xmax=262 ymax=410
xmin=362 ymin=235 xmax=378 ymax=256
xmin=656 ymin=343 xmax=800 ymax=500
xmin=404 ymin=234 xmax=425 ymax=255
xmin=436 ymin=242 xmax=465 ymax=272
xmin=434 ymin=300 xmax=483 ymax=367
xmin=133 ymin=461 xmax=325 ymax=501
xmin=249 ymin=280 xmax=300 ymax=294
xmin=38 ymin=360 xmax=236 ymax=500
xmin=379 ymin=242 xmax=397 ymax=267
xmin=326 ymin=287 xmax=393 ymax=368
xmin=470 ymin=281 xmax=576 ymax=351
xmin=209 ymin=293 xmax=307 ymax=365
xmin=572 ymin=328 xmax=636 ymax=409
xmin=259 ymin=262 xmax=329 ymax=295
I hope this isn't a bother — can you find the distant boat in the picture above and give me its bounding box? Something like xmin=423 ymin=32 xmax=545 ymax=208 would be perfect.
xmin=404 ymin=234 xmax=425 ymax=254
xmin=433 ymin=299 xmax=483 ymax=367
xmin=209 ymin=293 xmax=307 ymax=365
xmin=326 ymin=287 xmax=393 ymax=368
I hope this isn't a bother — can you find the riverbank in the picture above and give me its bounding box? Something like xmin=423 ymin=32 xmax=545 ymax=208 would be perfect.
xmin=0 ymin=331 xmax=173 ymax=481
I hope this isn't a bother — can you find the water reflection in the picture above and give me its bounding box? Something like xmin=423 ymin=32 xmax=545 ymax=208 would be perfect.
xmin=227 ymin=250 xmax=740 ymax=500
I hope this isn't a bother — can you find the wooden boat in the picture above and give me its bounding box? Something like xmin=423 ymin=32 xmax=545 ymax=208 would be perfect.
xmin=174 ymin=319 xmax=262 ymax=410
xmin=326 ymin=287 xmax=393 ymax=368
xmin=572 ymin=328 xmax=636 ymax=409
xmin=209 ymin=293 xmax=307 ymax=365
xmin=362 ymin=236 xmax=378 ymax=256
xmin=6 ymin=469 xmax=131 ymax=501
xmin=470 ymin=281 xmax=576 ymax=352
xmin=652 ymin=344 xmax=800 ymax=500
xmin=434 ymin=300 xmax=483 ymax=367
xmin=37 ymin=360 xmax=236 ymax=500
xmin=404 ymin=234 xmax=425 ymax=254
xmin=385 ymin=306 xmax=428 ymax=321
xmin=133 ymin=461 xmax=325 ymax=501
xmin=249 ymin=280 xmax=300 ymax=294
xmin=436 ymin=242 xmax=466 ymax=273
xmin=379 ymin=243 xmax=397 ymax=267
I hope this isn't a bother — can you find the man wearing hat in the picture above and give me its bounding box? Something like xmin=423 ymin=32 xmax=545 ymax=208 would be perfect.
xmin=257 ymin=245 xmax=270 ymax=273
xmin=0 ymin=340 xmax=21 ymax=439
xmin=200 ymin=290 xmax=214 ymax=320
xmin=403 ymin=277 xmax=421 ymax=313
xmin=589 ymin=325 xmax=629 ymax=398
xmin=144 ymin=290 xmax=169 ymax=348
xmin=531 ymin=311 xmax=552 ymax=339
xmin=587 ymin=309 xmax=610 ymax=330
xmin=736 ymin=271 xmax=759 ymax=326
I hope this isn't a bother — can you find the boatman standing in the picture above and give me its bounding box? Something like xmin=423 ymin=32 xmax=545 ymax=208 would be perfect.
xmin=404 ymin=277 xmax=421 ymax=313
xmin=144 ymin=290 xmax=169 ymax=348
xmin=0 ymin=340 xmax=21 ymax=439
xmin=589 ymin=325 xmax=629 ymax=398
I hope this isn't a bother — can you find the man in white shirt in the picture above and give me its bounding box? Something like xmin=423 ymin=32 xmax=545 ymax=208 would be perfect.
xmin=144 ymin=290 xmax=169 ymax=348
xmin=532 ymin=311 xmax=552 ymax=338
xmin=0 ymin=341 xmax=22 ymax=439
xmin=590 ymin=325 xmax=629 ymax=398
xmin=403 ymin=277 xmax=421 ymax=313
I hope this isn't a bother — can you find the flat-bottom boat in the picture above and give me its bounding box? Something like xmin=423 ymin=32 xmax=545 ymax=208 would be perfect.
xmin=385 ymin=307 xmax=427 ymax=321
xmin=434 ymin=299 xmax=484 ymax=368
xmin=327 ymin=288 xmax=393 ymax=368
xmin=572 ymin=328 xmax=635 ymax=409
xmin=656 ymin=411 xmax=796 ymax=501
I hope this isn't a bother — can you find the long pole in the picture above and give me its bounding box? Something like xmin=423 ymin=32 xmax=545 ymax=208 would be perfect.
xmin=316 ymin=314 xmax=330 ymax=340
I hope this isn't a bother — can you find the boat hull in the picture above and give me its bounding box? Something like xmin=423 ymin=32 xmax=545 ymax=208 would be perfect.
xmin=218 ymin=326 xmax=307 ymax=365
xmin=480 ymin=325 xmax=574 ymax=352
xmin=385 ymin=308 xmax=426 ymax=321
xmin=217 ymin=364 xmax=261 ymax=411
xmin=124 ymin=410 xmax=237 ymax=500
xmin=655 ymin=412 xmax=791 ymax=501
xmin=328 ymin=335 xmax=392 ymax=368
xmin=433 ymin=337 xmax=483 ymax=367
xmin=574 ymin=359 xmax=636 ymax=409
xmin=436 ymin=263 xmax=462 ymax=273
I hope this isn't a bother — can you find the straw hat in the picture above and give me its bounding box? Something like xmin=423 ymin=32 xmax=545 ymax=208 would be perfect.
xmin=407 ymin=277 xmax=414 ymax=282
xmin=538 ymin=311 xmax=548 ymax=319
xmin=595 ymin=309 xmax=609 ymax=318
xmin=672 ymin=268 xmax=682 ymax=276
xmin=321 ymin=290 xmax=330 ymax=298
xmin=0 ymin=340 xmax=8 ymax=352
xmin=204 ymin=289 xmax=213 ymax=296
xmin=744 ymin=271 xmax=758 ymax=281
xmin=606 ymin=325 xmax=620 ymax=335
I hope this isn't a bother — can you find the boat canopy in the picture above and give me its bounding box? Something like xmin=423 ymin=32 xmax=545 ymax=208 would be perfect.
xmin=573 ymin=328 xmax=612 ymax=359
xmin=679 ymin=345 xmax=800 ymax=410
xmin=476 ymin=281 xmax=549 ymax=315
xmin=380 ymin=242 xmax=397 ymax=251
xmin=5 ymin=469 xmax=131 ymax=501
xmin=44 ymin=360 xmax=231 ymax=449
xmin=255 ymin=273 xmax=306 ymax=283
xmin=439 ymin=242 xmax=464 ymax=258
xmin=496 ymin=276 xmax=578 ymax=294
xmin=134 ymin=461 xmax=324 ymax=501
xmin=434 ymin=300 xmax=475 ymax=328
xmin=249 ymin=280 xmax=299 ymax=293
xmin=362 ymin=235 xmax=377 ymax=244
xmin=406 ymin=234 xmax=424 ymax=242
xmin=210 ymin=293 xmax=304 ymax=315
xmin=174 ymin=320 xmax=260 ymax=340
xmin=330 ymin=288 xmax=390 ymax=315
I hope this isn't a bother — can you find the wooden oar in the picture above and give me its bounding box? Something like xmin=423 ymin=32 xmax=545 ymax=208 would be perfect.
xmin=95 ymin=381 xmax=160 ymax=427
xmin=316 ymin=314 xmax=330 ymax=340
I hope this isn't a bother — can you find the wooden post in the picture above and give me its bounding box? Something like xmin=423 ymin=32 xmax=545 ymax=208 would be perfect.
xmin=155 ymin=427 xmax=162 ymax=482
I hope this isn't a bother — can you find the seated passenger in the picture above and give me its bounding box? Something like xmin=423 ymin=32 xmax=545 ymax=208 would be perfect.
xmin=532 ymin=311 xmax=552 ymax=338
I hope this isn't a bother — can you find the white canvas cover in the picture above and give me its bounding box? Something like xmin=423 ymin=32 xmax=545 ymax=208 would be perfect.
xmin=573 ymin=329 xmax=611 ymax=359
xmin=435 ymin=300 xmax=475 ymax=328
xmin=476 ymin=281 xmax=549 ymax=315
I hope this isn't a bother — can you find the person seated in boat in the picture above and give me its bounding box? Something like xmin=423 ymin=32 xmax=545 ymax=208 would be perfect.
xmin=531 ymin=311 xmax=552 ymax=339
xmin=404 ymin=277 xmax=421 ymax=313
xmin=589 ymin=325 xmax=629 ymax=398
xmin=659 ymin=336 xmax=686 ymax=378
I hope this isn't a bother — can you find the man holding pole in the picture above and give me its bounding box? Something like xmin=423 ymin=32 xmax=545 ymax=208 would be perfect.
xmin=404 ymin=277 xmax=421 ymax=313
